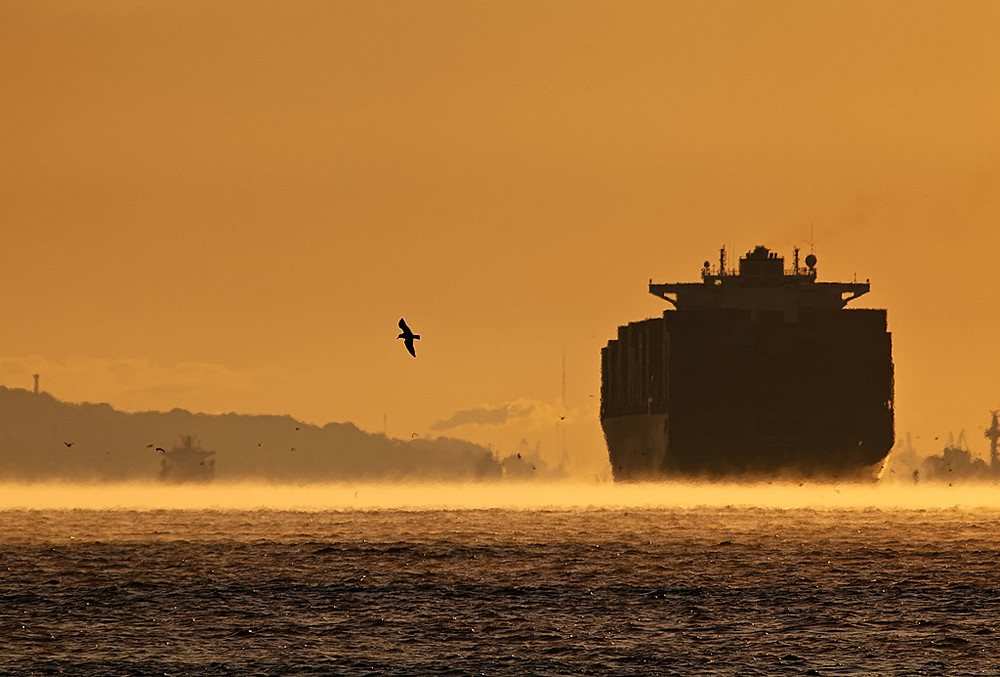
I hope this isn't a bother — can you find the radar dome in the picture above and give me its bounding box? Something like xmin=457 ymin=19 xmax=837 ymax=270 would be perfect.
xmin=805 ymin=253 xmax=817 ymax=269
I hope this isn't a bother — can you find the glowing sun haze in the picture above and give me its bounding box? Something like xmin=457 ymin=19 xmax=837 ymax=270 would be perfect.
xmin=4 ymin=481 xmax=1000 ymax=513
xmin=2 ymin=1 xmax=999 ymax=472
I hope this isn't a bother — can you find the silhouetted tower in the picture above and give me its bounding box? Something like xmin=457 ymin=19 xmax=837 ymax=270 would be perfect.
xmin=32 ymin=374 xmax=39 ymax=394
xmin=985 ymin=410 xmax=1000 ymax=474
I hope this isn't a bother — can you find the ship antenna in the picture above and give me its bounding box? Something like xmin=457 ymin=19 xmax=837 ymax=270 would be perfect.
xmin=561 ymin=349 xmax=567 ymax=411
xmin=719 ymin=246 xmax=726 ymax=277
xmin=560 ymin=350 xmax=569 ymax=469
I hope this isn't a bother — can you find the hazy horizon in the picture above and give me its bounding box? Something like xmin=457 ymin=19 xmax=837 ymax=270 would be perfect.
xmin=5 ymin=479 xmax=1000 ymax=513
xmin=4 ymin=2 xmax=1000 ymax=481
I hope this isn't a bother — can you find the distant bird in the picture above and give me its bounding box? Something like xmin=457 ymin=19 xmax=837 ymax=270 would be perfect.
xmin=397 ymin=318 xmax=420 ymax=357
xmin=146 ymin=444 xmax=154 ymax=448
xmin=294 ymin=426 xmax=300 ymax=431
xmin=155 ymin=447 xmax=165 ymax=453
xmin=63 ymin=441 xmax=73 ymax=447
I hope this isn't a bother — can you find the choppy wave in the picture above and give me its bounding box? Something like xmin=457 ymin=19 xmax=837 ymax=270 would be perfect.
xmin=2 ymin=503 xmax=999 ymax=674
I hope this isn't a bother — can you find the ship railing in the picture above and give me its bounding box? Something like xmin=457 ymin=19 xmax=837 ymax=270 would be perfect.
xmin=702 ymin=266 xmax=815 ymax=279
xmin=700 ymin=267 xmax=740 ymax=279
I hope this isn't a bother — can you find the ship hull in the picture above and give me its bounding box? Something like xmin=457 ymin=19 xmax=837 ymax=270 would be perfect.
xmin=601 ymin=308 xmax=894 ymax=481
xmin=602 ymin=412 xmax=888 ymax=480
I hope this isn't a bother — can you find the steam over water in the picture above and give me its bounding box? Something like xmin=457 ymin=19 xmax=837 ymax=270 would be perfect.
xmin=3 ymin=483 xmax=999 ymax=675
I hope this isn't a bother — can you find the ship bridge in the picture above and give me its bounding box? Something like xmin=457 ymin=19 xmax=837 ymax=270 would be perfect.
xmin=649 ymin=245 xmax=870 ymax=318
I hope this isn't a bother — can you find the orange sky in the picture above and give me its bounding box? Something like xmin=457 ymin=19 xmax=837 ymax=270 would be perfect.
xmin=2 ymin=1 xmax=1000 ymax=474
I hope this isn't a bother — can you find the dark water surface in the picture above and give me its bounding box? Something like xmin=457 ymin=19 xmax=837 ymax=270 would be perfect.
xmin=2 ymin=505 xmax=998 ymax=675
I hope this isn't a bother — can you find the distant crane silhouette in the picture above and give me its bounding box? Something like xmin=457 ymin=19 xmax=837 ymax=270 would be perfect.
xmin=986 ymin=410 xmax=1000 ymax=473
xmin=397 ymin=318 xmax=420 ymax=357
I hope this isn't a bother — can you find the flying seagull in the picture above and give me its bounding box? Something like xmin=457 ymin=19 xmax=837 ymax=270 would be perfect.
xmin=397 ymin=318 xmax=420 ymax=357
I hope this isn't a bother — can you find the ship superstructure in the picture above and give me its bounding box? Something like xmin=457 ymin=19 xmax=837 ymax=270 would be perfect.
xmin=601 ymin=245 xmax=894 ymax=480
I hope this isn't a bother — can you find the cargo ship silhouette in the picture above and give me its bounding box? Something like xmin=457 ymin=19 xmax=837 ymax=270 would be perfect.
xmin=601 ymin=245 xmax=894 ymax=480
xmin=159 ymin=435 xmax=216 ymax=483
